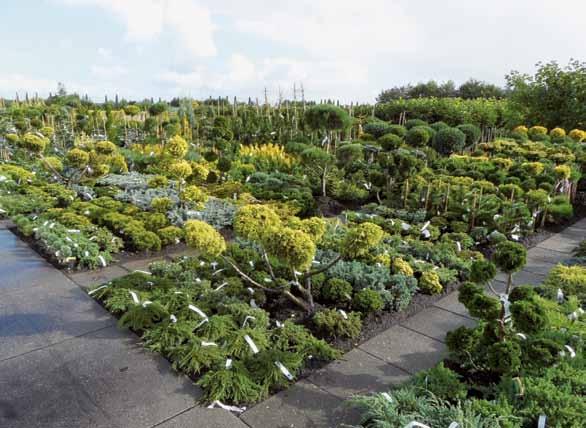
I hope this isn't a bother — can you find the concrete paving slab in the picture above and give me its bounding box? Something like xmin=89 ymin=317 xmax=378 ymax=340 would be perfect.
xmin=523 ymin=256 xmax=558 ymax=275
xmin=359 ymin=325 xmax=446 ymax=374
xmin=536 ymin=235 xmax=581 ymax=254
xmin=400 ymin=307 xmax=476 ymax=342
xmin=526 ymin=246 xmax=570 ymax=264
xmin=155 ymin=407 xmax=248 ymax=428
xmin=53 ymin=326 xmax=200 ymax=428
xmin=433 ymin=291 xmax=471 ymax=318
xmin=241 ymin=380 xmax=359 ymax=428
xmin=0 ymin=277 xmax=114 ymax=360
xmin=0 ymin=230 xmax=66 ymax=295
xmin=495 ymin=269 xmax=545 ymax=286
xmin=308 ymin=348 xmax=409 ymax=399
xmin=0 ymin=341 xmax=118 ymax=428
xmin=67 ymin=265 xmax=130 ymax=289
xmin=557 ymin=226 xmax=586 ymax=241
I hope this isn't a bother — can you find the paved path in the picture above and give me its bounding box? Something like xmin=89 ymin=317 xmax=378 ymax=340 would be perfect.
xmin=0 ymin=221 xmax=247 ymax=428
xmin=1 ymin=218 xmax=584 ymax=428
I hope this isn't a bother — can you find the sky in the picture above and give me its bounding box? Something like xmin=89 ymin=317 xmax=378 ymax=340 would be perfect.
xmin=0 ymin=0 xmax=584 ymax=103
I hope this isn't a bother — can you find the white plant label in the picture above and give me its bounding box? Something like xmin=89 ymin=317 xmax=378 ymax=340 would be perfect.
xmin=244 ymin=334 xmax=259 ymax=354
xmin=88 ymin=285 xmax=108 ymax=295
xmin=170 ymin=315 xmax=177 ymax=323
xmin=381 ymin=392 xmax=393 ymax=403
xmin=188 ymin=304 xmax=207 ymax=319
xmin=338 ymin=309 xmax=348 ymax=320
xmin=129 ymin=291 xmax=140 ymax=304
xmin=275 ymin=361 xmax=294 ymax=380
xmin=207 ymin=400 xmax=245 ymax=413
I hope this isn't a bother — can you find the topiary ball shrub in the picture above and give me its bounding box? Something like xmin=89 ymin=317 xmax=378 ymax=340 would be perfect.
xmin=528 ymin=125 xmax=548 ymax=138
xmin=405 ymin=127 xmax=431 ymax=147
xmin=431 ymin=127 xmax=466 ymax=155
xmin=411 ymin=362 xmax=467 ymax=402
xmin=493 ymin=241 xmax=527 ymax=274
xmin=378 ymin=133 xmax=403 ymax=151
xmin=456 ymin=124 xmax=481 ymax=146
xmin=313 ymin=308 xmax=362 ymax=339
xmin=522 ymin=338 xmax=562 ymax=369
xmin=405 ymin=119 xmax=429 ymax=129
xmin=418 ymin=271 xmax=443 ymax=295
xmin=184 ymin=219 xmax=226 ymax=257
xmin=430 ymin=121 xmax=450 ymax=132
xmin=487 ymin=341 xmax=521 ymax=375
xmin=321 ymin=278 xmax=353 ymax=303
xmin=511 ymin=300 xmax=548 ymax=334
xmin=508 ymin=285 xmax=536 ymax=303
xmin=549 ymin=127 xmax=566 ymax=138
xmin=363 ymin=121 xmax=392 ymax=139
xmin=352 ymin=288 xmax=384 ymax=314
xmin=568 ymin=129 xmax=585 ymax=142
xmin=387 ymin=124 xmax=407 ymax=138
xmin=470 ymin=259 xmax=497 ymax=284
xmin=548 ymin=195 xmax=573 ymax=223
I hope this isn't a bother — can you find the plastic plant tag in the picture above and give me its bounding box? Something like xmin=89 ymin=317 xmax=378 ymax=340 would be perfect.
xmin=516 ymin=333 xmax=527 ymax=340
xmin=274 ymin=361 xmax=294 ymax=380
xmin=142 ymin=300 xmax=153 ymax=307
xmin=242 ymin=315 xmax=255 ymax=328
xmin=200 ymin=261 xmax=206 ymax=266
xmin=201 ymin=341 xmax=217 ymax=347
xmin=338 ymin=309 xmax=349 ymax=320
xmin=421 ymin=221 xmax=430 ymax=231
xmin=212 ymin=269 xmax=225 ymax=276
xmin=225 ymin=358 xmax=233 ymax=368
xmin=170 ymin=315 xmax=177 ymax=323
xmin=67 ymin=229 xmax=80 ymax=233
xmin=456 ymin=241 xmax=461 ymax=252
xmin=194 ymin=318 xmax=209 ymax=329
xmin=538 ymin=415 xmax=546 ymax=428
xmin=403 ymin=422 xmax=430 ymax=428
xmin=133 ymin=270 xmax=152 ymax=275
xmin=206 ymin=400 xmax=245 ymax=413
xmin=247 ymin=287 xmax=254 ymax=295
xmin=564 ymin=345 xmax=576 ymax=358
xmin=98 ymin=255 xmax=107 ymax=267
xmin=250 ymin=299 xmax=258 ymax=308
xmin=248 ymin=260 xmax=254 ymax=268
xmin=188 ymin=304 xmax=208 ymax=319
xmin=557 ymin=288 xmax=564 ymax=303
xmin=129 ymin=291 xmax=140 ymax=304
xmin=421 ymin=229 xmax=431 ymax=239
xmin=401 ymin=222 xmax=411 ymax=231
xmin=448 ymin=423 xmax=460 ymax=428
xmin=210 ymin=261 xmax=219 ymax=269
xmin=275 ymin=320 xmax=284 ymax=328
xmin=195 ymin=277 xmax=202 ymax=283
xmin=88 ymin=285 xmax=108 ymax=295
xmin=214 ymin=282 xmax=228 ymax=292
xmin=244 ymin=334 xmax=259 ymax=354
xmin=381 ymin=392 xmax=393 ymax=403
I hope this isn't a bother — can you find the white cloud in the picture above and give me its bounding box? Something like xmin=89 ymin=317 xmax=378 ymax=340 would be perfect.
xmin=215 ymin=0 xmax=419 ymax=59
xmin=158 ymin=69 xmax=205 ymax=88
xmin=157 ymin=54 xmax=369 ymax=102
xmin=97 ymin=47 xmax=113 ymax=61
xmin=61 ymin=0 xmax=216 ymax=57
xmin=0 ymin=74 xmax=57 ymax=95
xmin=90 ymin=64 xmax=128 ymax=79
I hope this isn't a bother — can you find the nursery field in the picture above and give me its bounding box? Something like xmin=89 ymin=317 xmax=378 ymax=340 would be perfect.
xmin=1 ymin=88 xmax=585 ymax=428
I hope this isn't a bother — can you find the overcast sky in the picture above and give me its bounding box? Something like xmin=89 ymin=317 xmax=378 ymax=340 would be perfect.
xmin=1 ymin=0 xmax=584 ymax=103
